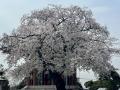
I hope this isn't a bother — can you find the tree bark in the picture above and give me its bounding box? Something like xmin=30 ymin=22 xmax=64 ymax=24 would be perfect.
xmin=49 ymin=70 xmax=66 ymax=90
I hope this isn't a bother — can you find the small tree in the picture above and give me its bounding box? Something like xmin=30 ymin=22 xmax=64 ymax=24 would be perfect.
xmin=84 ymin=70 xmax=120 ymax=90
xmin=0 ymin=5 xmax=119 ymax=90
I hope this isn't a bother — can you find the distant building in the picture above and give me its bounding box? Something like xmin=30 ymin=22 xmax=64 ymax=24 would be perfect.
xmin=0 ymin=71 xmax=10 ymax=90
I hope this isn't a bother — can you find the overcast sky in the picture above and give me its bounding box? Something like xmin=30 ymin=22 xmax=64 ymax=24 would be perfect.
xmin=0 ymin=0 xmax=120 ymax=86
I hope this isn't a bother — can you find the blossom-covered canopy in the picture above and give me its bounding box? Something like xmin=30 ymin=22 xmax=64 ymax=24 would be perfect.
xmin=0 ymin=6 xmax=118 ymax=78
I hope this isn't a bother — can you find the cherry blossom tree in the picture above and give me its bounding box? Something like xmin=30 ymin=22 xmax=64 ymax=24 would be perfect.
xmin=0 ymin=5 xmax=119 ymax=89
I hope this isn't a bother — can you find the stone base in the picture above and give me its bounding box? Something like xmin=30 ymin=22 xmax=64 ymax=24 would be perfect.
xmin=21 ymin=85 xmax=56 ymax=90
xmin=21 ymin=85 xmax=80 ymax=90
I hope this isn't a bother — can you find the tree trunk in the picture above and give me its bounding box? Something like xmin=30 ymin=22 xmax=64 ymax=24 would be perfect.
xmin=49 ymin=70 xmax=66 ymax=90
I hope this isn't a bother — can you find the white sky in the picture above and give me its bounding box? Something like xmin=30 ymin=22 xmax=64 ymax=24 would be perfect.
xmin=0 ymin=0 xmax=120 ymax=87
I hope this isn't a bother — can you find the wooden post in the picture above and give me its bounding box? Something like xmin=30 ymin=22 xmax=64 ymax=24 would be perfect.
xmin=32 ymin=72 xmax=35 ymax=85
xmin=32 ymin=69 xmax=38 ymax=85
xmin=0 ymin=85 xmax=1 ymax=90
